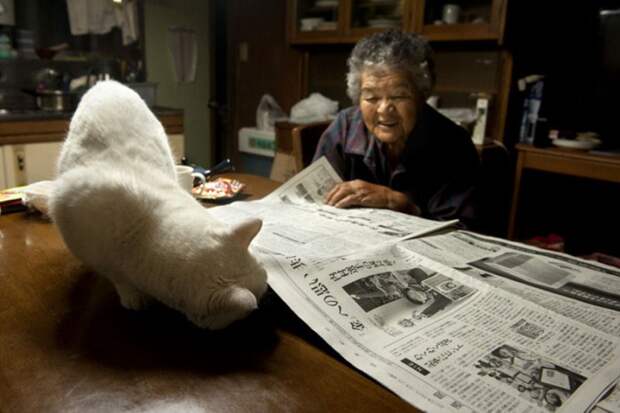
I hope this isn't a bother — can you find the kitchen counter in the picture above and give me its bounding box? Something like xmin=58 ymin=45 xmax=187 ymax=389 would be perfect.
xmin=0 ymin=106 xmax=183 ymax=145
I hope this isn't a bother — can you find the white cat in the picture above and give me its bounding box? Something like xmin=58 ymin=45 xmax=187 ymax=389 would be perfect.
xmin=50 ymin=80 xmax=267 ymax=329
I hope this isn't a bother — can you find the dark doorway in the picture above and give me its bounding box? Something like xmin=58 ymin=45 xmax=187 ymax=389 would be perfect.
xmin=209 ymin=0 xmax=305 ymax=173
xmin=210 ymin=0 xmax=232 ymax=165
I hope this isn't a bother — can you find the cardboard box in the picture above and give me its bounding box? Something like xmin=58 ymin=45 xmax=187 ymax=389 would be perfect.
xmin=238 ymin=127 xmax=276 ymax=157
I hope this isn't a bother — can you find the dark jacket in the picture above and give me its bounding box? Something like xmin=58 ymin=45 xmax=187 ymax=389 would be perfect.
xmin=313 ymin=104 xmax=480 ymax=227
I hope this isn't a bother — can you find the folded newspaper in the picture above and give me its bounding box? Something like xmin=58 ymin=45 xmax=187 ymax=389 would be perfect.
xmin=210 ymin=157 xmax=620 ymax=413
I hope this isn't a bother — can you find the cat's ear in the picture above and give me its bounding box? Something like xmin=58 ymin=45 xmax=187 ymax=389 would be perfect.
xmin=230 ymin=218 xmax=262 ymax=249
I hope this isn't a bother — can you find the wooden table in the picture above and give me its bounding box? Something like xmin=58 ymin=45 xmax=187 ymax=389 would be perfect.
xmin=0 ymin=173 xmax=418 ymax=412
xmin=508 ymin=144 xmax=620 ymax=239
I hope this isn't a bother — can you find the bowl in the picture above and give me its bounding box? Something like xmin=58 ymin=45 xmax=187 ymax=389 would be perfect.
xmin=300 ymin=17 xmax=325 ymax=31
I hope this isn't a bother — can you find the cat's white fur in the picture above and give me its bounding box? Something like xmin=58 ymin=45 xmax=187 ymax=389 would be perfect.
xmin=50 ymin=80 xmax=267 ymax=329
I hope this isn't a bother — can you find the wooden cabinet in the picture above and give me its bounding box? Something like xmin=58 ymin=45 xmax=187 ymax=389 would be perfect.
xmin=288 ymin=0 xmax=507 ymax=44
xmin=287 ymin=0 xmax=512 ymax=143
xmin=288 ymin=0 xmax=414 ymax=44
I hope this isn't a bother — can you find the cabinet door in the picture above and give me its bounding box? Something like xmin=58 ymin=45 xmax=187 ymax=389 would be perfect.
xmin=0 ymin=148 xmax=7 ymax=189
xmin=289 ymin=0 xmax=411 ymax=44
xmin=412 ymin=0 xmax=508 ymax=43
xmin=167 ymin=134 xmax=185 ymax=164
xmin=2 ymin=142 xmax=64 ymax=187
xmin=288 ymin=0 xmax=344 ymax=44
xmin=348 ymin=0 xmax=409 ymax=37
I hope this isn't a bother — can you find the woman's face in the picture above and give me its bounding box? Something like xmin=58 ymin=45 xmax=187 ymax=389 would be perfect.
xmin=359 ymin=69 xmax=418 ymax=148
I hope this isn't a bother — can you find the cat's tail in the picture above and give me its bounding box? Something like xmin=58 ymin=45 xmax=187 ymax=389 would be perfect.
xmin=50 ymin=165 xmax=157 ymax=267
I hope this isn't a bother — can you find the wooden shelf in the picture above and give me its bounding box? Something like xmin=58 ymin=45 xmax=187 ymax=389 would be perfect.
xmin=420 ymin=23 xmax=500 ymax=42
xmin=287 ymin=0 xmax=512 ymax=143
xmin=289 ymin=0 xmax=507 ymax=44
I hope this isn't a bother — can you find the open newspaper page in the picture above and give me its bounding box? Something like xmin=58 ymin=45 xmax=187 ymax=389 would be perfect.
xmin=399 ymin=231 xmax=620 ymax=338
xmin=262 ymin=156 xmax=342 ymax=204
xmin=260 ymin=241 xmax=620 ymax=413
xmin=210 ymin=200 xmax=456 ymax=268
xmin=592 ymin=379 xmax=620 ymax=412
xmin=211 ymin=156 xmax=457 ymax=262
xmin=207 ymin=161 xmax=620 ymax=412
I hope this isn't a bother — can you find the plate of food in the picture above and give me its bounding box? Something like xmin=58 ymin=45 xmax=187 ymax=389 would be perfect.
xmin=192 ymin=177 xmax=245 ymax=201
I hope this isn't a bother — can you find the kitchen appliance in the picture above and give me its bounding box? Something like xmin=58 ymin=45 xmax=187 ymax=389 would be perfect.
xmin=34 ymin=89 xmax=79 ymax=112
xmin=21 ymin=88 xmax=79 ymax=112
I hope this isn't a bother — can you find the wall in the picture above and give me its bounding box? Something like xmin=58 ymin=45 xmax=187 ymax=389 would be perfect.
xmin=227 ymin=0 xmax=304 ymax=170
xmin=143 ymin=0 xmax=212 ymax=166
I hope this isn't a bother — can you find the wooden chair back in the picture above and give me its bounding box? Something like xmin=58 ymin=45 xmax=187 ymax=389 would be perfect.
xmin=291 ymin=121 xmax=331 ymax=171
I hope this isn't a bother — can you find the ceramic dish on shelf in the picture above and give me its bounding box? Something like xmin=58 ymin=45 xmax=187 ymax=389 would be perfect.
xmin=551 ymin=137 xmax=601 ymax=150
xmin=192 ymin=177 xmax=245 ymax=201
xmin=300 ymin=17 xmax=325 ymax=31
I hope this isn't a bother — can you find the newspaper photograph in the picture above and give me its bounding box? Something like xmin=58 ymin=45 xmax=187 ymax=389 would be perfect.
xmin=415 ymin=231 xmax=620 ymax=311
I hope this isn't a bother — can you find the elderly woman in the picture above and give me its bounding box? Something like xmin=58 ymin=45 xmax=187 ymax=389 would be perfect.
xmin=313 ymin=30 xmax=479 ymax=227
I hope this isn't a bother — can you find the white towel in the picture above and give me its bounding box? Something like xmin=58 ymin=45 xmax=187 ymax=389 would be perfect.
xmin=114 ymin=0 xmax=138 ymax=45
xmin=66 ymin=0 xmax=139 ymax=45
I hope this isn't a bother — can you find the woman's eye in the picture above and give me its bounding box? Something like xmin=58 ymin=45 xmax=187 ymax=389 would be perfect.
xmin=364 ymin=97 xmax=379 ymax=103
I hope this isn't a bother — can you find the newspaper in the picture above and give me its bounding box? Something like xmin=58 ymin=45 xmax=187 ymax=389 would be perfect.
xmin=209 ymin=158 xmax=620 ymax=413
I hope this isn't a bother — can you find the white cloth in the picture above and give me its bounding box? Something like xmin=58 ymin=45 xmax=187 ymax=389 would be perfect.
xmin=66 ymin=0 xmax=139 ymax=45
xmin=290 ymin=93 xmax=339 ymax=124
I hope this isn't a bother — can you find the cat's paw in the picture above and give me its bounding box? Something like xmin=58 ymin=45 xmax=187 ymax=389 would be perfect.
xmin=114 ymin=283 xmax=151 ymax=310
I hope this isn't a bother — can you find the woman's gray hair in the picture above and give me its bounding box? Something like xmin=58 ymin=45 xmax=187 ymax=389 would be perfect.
xmin=346 ymin=30 xmax=435 ymax=103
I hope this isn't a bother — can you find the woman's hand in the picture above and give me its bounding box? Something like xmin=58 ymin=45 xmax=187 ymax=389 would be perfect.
xmin=325 ymin=179 xmax=420 ymax=214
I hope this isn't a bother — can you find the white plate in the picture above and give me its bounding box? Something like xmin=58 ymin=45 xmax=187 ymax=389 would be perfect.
xmin=552 ymin=138 xmax=601 ymax=150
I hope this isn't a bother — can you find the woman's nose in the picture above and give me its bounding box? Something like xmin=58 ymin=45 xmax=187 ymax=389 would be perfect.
xmin=377 ymin=98 xmax=394 ymax=114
